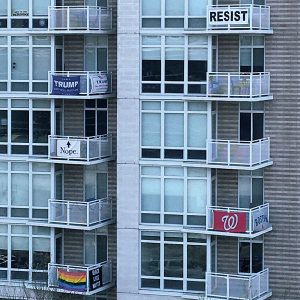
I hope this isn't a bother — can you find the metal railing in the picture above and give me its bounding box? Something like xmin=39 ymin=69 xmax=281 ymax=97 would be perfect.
xmin=48 ymin=6 xmax=112 ymax=31
xmin=207 ymin=72 xmax=270 ymax=99
xmin=48 ymin=71 xmax=112 ymax=96
xmin=48 ymin=198 xmax=112 ymax=227
xmin=207 ymin=138 xmax=270 ymax=167
xmin=207 ymin=5 xmax=271 ymax=31
xmin=206 ymin=269 xmax=269 ymax=299
xmin=206 ymin=204 xmax=270 ymax=235
xmin=48 ymin=261 xmax=112 ymax=294
xmin=48 ymin=134 xmax=112 ymax=162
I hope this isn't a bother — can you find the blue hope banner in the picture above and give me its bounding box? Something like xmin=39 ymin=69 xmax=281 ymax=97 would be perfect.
xmin=51 ymin=75 xmax=81 ymax=95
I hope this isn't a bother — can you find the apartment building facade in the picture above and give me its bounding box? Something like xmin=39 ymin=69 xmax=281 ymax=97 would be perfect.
xmin=0 ymin=0 xmax=117 ymax=299
xmin=118 ymin=0 xmax=300 ymax=299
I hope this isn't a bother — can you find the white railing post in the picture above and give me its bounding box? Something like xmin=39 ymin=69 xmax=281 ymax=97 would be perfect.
xmin=250 ymin=73 xmax=253 ymax=98
xmin=227 ymin=141 xmax=230 ymax=165
xmin=87 ymin=72 xmax=90 ymax=96
xmin=260 ymin=6 xmax=262 ymax=30
xmin=259 ymin=139 xmax=262 ymax=163
xmin=48 ymin=199 xmax=51 ymax=223
xmin=250 ymin=5 xmax=253 ymax=30
xmin=268 ymin=137 xmax=270 ymax=161
xmin=87 ymin=137 xmax=90 ymax=161
xmin=99 ymin=7 xmax=102 ymax=30
xmin=227 ymin=275 xmax=230 ymax=299
xmin=67 ymin=202 xmax=70 ymax=225
xmin=86 ymin=267 xmax=90 ymax=293
xmin=87 ymin=202 xmax=90 ymax=226
xmin=48 ymin=135 xmax=51 ymax=158
xmin=67 ymin=7 xmax=70 ymax=31
xmin=86 ymin=7 xmax=89 ymax=30
xmin=227 ymin=73 xmax=230 ymax=98
xmin=259 ymin=73 xmax=262 ymax=97
xmin=249 ymin=141 xmax=253 ymax=166
xmin=249 ymin=209 xmax=252 ymax=234
xmin=206 ymin=207 xmax=209 ymax=230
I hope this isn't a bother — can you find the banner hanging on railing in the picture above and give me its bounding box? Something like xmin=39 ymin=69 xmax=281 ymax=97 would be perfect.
xmin=208 ymin=8 xmax=249 ymax=26
xmin=213 ymin=210 xmax=247 ymax=233
xmin=90 ymin=74 xmax=108 ymax=94
xmin=252 ymin=207 xmax=269 ymax=232
xmin=57 ymin=139 xmax=81 ymax=158
xmin=51 ymin=75 xmax=80 ymax=95
xmin=89 ymin=266 xmax=103 ymax=291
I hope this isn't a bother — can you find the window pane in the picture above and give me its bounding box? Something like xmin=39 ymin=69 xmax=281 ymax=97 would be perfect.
xmin=188 ymin=49 xmax=207 ymax=82
xmin=253 ymin=113 xmax=264 ymax=140
xmin=164 ymin=179 xmax=183 ymax=212
xmin=188 ymin=114 xmax=207 ymax=148
xmin=141 ymin=178 xmax=160 ymax=211
xmin=33 ymin=48 xmax=51 ymax=80
xmin=252 ymin=243 xmax=263 ymax=273
xmin=164 ymin=244 xmax=183 ymax=277
xmin=0 ymin=0 xmax=7 ymax=15
xmin=253 ymin=48 xmax=264 ymax=72
xmin=239 ymin=177 xmax=251 ymax=208
xmin=0 ymin=111 xmax=7 ymax=142
xmin=141 ymin=242 xmax=160 ymax=276
xmin=97 ymin=48 xmax=107 ymax=71
xmin=187 ymin=179 xmax=206 ymax=214
xmin=164 ymin=114 xmax=183 ymax=147
xmin=33 ymin=0 xmax=50 ymax=16
xmin=97 ymin=235 xmax=107 ymax=263
xmin=97 ymin=110 xmax=107 ymax=135
xmin=32 ymin=238 xmax=50 ymax=270
xmin=0 ymin=173 xmax=7 ymax=205
xmin=11 ymin=48 xmax=29 ymax=80
xmin=187 ymin=245 xmax=206 ymax=279
xmin=239 ymin=242 xmax=250 ymax=273
xmin=85 ymin=234 xmax=96 ymax=265
xmin=33 ymin=174 xmax=51 ymax=207
xmin=85 ymin=48 xmax=96 ymax=71
xmin=97 ymin=173 xmax=107 ymax=199
xmin=0 ymin=48 xmax=7 ymax=80
xmin=85 ymin=170 xmax=95 ymax=200
xmin=12 ymin=174 xmax=29 ymax=206
xmin=12 ymin=111 xmax=29 ymax=143
xmin=11 ymin=237 xmax=29 ymax=269
xmin=142 ymin=48 xmax=161 ymax=81
xmin=166 ymin=0 xmax=184 ymax=16
xmin=142 ymin=0 xmax=161 ymax=16
xmin=240 ymin=113 xmax=251 ymax=141
xmin=33 ymin=111 xmax=50 ymax=143
xmin=0 ymin=236 xmax=7 ymax=268
xmin=142 ymin=113 xmax=161 ymax=146
xmin=85 ymin=111 xmax=95 ymax=136
xmin=240 ymin=48 xmax=251 ymax=72
xmin=11 ymin=0 xmax=29 ymax=15
xmin=188 ymin=0 xmax=207 ymax=16
xmin=252 ymin=178 xmax=263 ymax=207
xmin=165 ymin=48 xmax=184 ymax=81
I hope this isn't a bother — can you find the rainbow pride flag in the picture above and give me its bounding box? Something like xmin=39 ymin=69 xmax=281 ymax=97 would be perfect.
xmin=58 ymin=269 xmax=87 ymax=292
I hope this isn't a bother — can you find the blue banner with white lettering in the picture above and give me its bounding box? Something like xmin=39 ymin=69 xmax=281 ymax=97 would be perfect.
xmin=51 ymin=75 xmax=80 ymax=95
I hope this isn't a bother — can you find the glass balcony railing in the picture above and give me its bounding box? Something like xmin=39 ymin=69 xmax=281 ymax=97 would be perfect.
xmin=207 ymin=72 xmax=271 ymax=100
xmin=206 ymin=204 xmax=270 ymax=236
xmin=48 ymin=71 xmax=112 ymax=97
xmin=206 ymin=269 xmax=270 ymax=300
xmin=48 ymin=134 xmax=112 ymax=163
xmin=48 ymin=198 xmax=112 ymax=229
xmin=207 ymin=5 xmax=271 ymax=32
xmin=48 ymin=261 xmax=113 ymax=295
xmin=207 ymin=138 xmax=271 ymax=168
xmin=48 ymin=6 xmax=112 ymax=31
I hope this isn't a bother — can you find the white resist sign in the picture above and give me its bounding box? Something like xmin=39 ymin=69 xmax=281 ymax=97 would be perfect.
xmin=208 ymin=8 xmax=249 ymax=26
xmin=57 ymin=139 xmax=81 ymax=158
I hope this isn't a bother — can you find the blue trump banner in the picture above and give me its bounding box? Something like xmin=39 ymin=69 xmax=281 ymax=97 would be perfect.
xmin=52 ymin=75 xmax=81 ymax=95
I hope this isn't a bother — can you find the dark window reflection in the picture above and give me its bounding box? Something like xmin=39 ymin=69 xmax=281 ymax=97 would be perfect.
xmin=0 ymin=111 xmax=7 ymax=142
xmin=11 ymin=111 xmax=29 ymax=143
xmin=142 ymin=60 xmax=161 ymax=81
xmin=165 ymin=60 xmax=184 ymax=81
xmin=240 ymin=113 xmax=251 ymax=141
xmin=85 ymin=110 xmax=95 ymax=136
xmin=188 ymin=61 xmax=207 ymax=82
xmin=33 ymin=251 xmax=50 ymax=270
xmin=11 ymin=250 xmax=29 ymax=269
xmin=97 ymin=111 xmax=107 ymax=135
xmin=33 ymin=111 xmax=50 ymax=143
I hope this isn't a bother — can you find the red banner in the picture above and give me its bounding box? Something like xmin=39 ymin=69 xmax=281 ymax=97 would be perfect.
xmin=213 ymin=210 xmax=247 ymax=233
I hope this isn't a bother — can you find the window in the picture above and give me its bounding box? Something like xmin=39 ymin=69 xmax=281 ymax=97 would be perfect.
xmin=85 ymin=36 xmax=108 ymax=72
xmin=240 ymin=36 xmax=265 ymax=73
xmin=0 ymin=99 xmax=51 ymax=155
xmin=85 ymin=99 xmax=108 ymax=137
xmin=84 ymin=229 xmax=108 ymax=266
xmin=141 ymin=101 xmax=207 ymax=160
xmin=239 ymin=102 xmax=264 ymax=141
xmin=0 ymin=162 xmax=52 ymax=220
xmin=141 ymin=0 xmax=207 ymax=29
xmin=239 ymin=170 xmax=263 ymax=208
xmin=85 ymin=0 xmax=108 ymax=7
xmin=239 ymin=238 xmax=263 ymax=274
xmin=85 ymin=164 xmax=108 ymax=201
xmin=0 ymin=0 xmax=49 ymax=29
xmin=0 ymin=36 xmax=51 ymax=93
xmin=0 ymin=225 xmax=51 ymax=282
xmin=240 ymin=0 xmax=265 ymax=4
xmin=142 ymin=35 xmax=208 ymax=94
xmin=141 ymin=231 xmax=206 ymax=292
xmin=141 ymin=166 xmax=207 ymax=226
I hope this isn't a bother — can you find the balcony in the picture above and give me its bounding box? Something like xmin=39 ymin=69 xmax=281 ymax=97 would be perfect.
xmin=207 ymin=138 xmax=272 ymax=170
xmin=206 ymin=204 xmax=271 ymax=238
xmin=206 ymin=269 xmax=271 ymax=300
xmin=207 ymin=5 xmax=272 ymax=34
xmin=48 ymin=134 xmax=112 ymax=165
xmin=48 ymin=6 xmax=112 ymax=33
xmin=48 ymin=71 xmax=112 ymax=99
xmin=48 ymin=198 xmax=112 ymax=230
xmin=207 ymin=72 xmax=272 ymax=101
xmin=48 ymin=261 xmax=113 ymax=295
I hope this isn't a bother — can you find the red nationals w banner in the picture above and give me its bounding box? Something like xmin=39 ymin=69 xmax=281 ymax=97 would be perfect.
xmin=213 ymin=210 xmax=247 ymax=233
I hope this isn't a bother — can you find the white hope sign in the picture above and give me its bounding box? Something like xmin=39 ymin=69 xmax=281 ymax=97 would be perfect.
xmin=57 ymin=139 xmax=81 ymax=158
xmin=90 ymin=74 xmax=109 ymax=94
xmin=208 ymin=8 xmax=249 ymax=26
